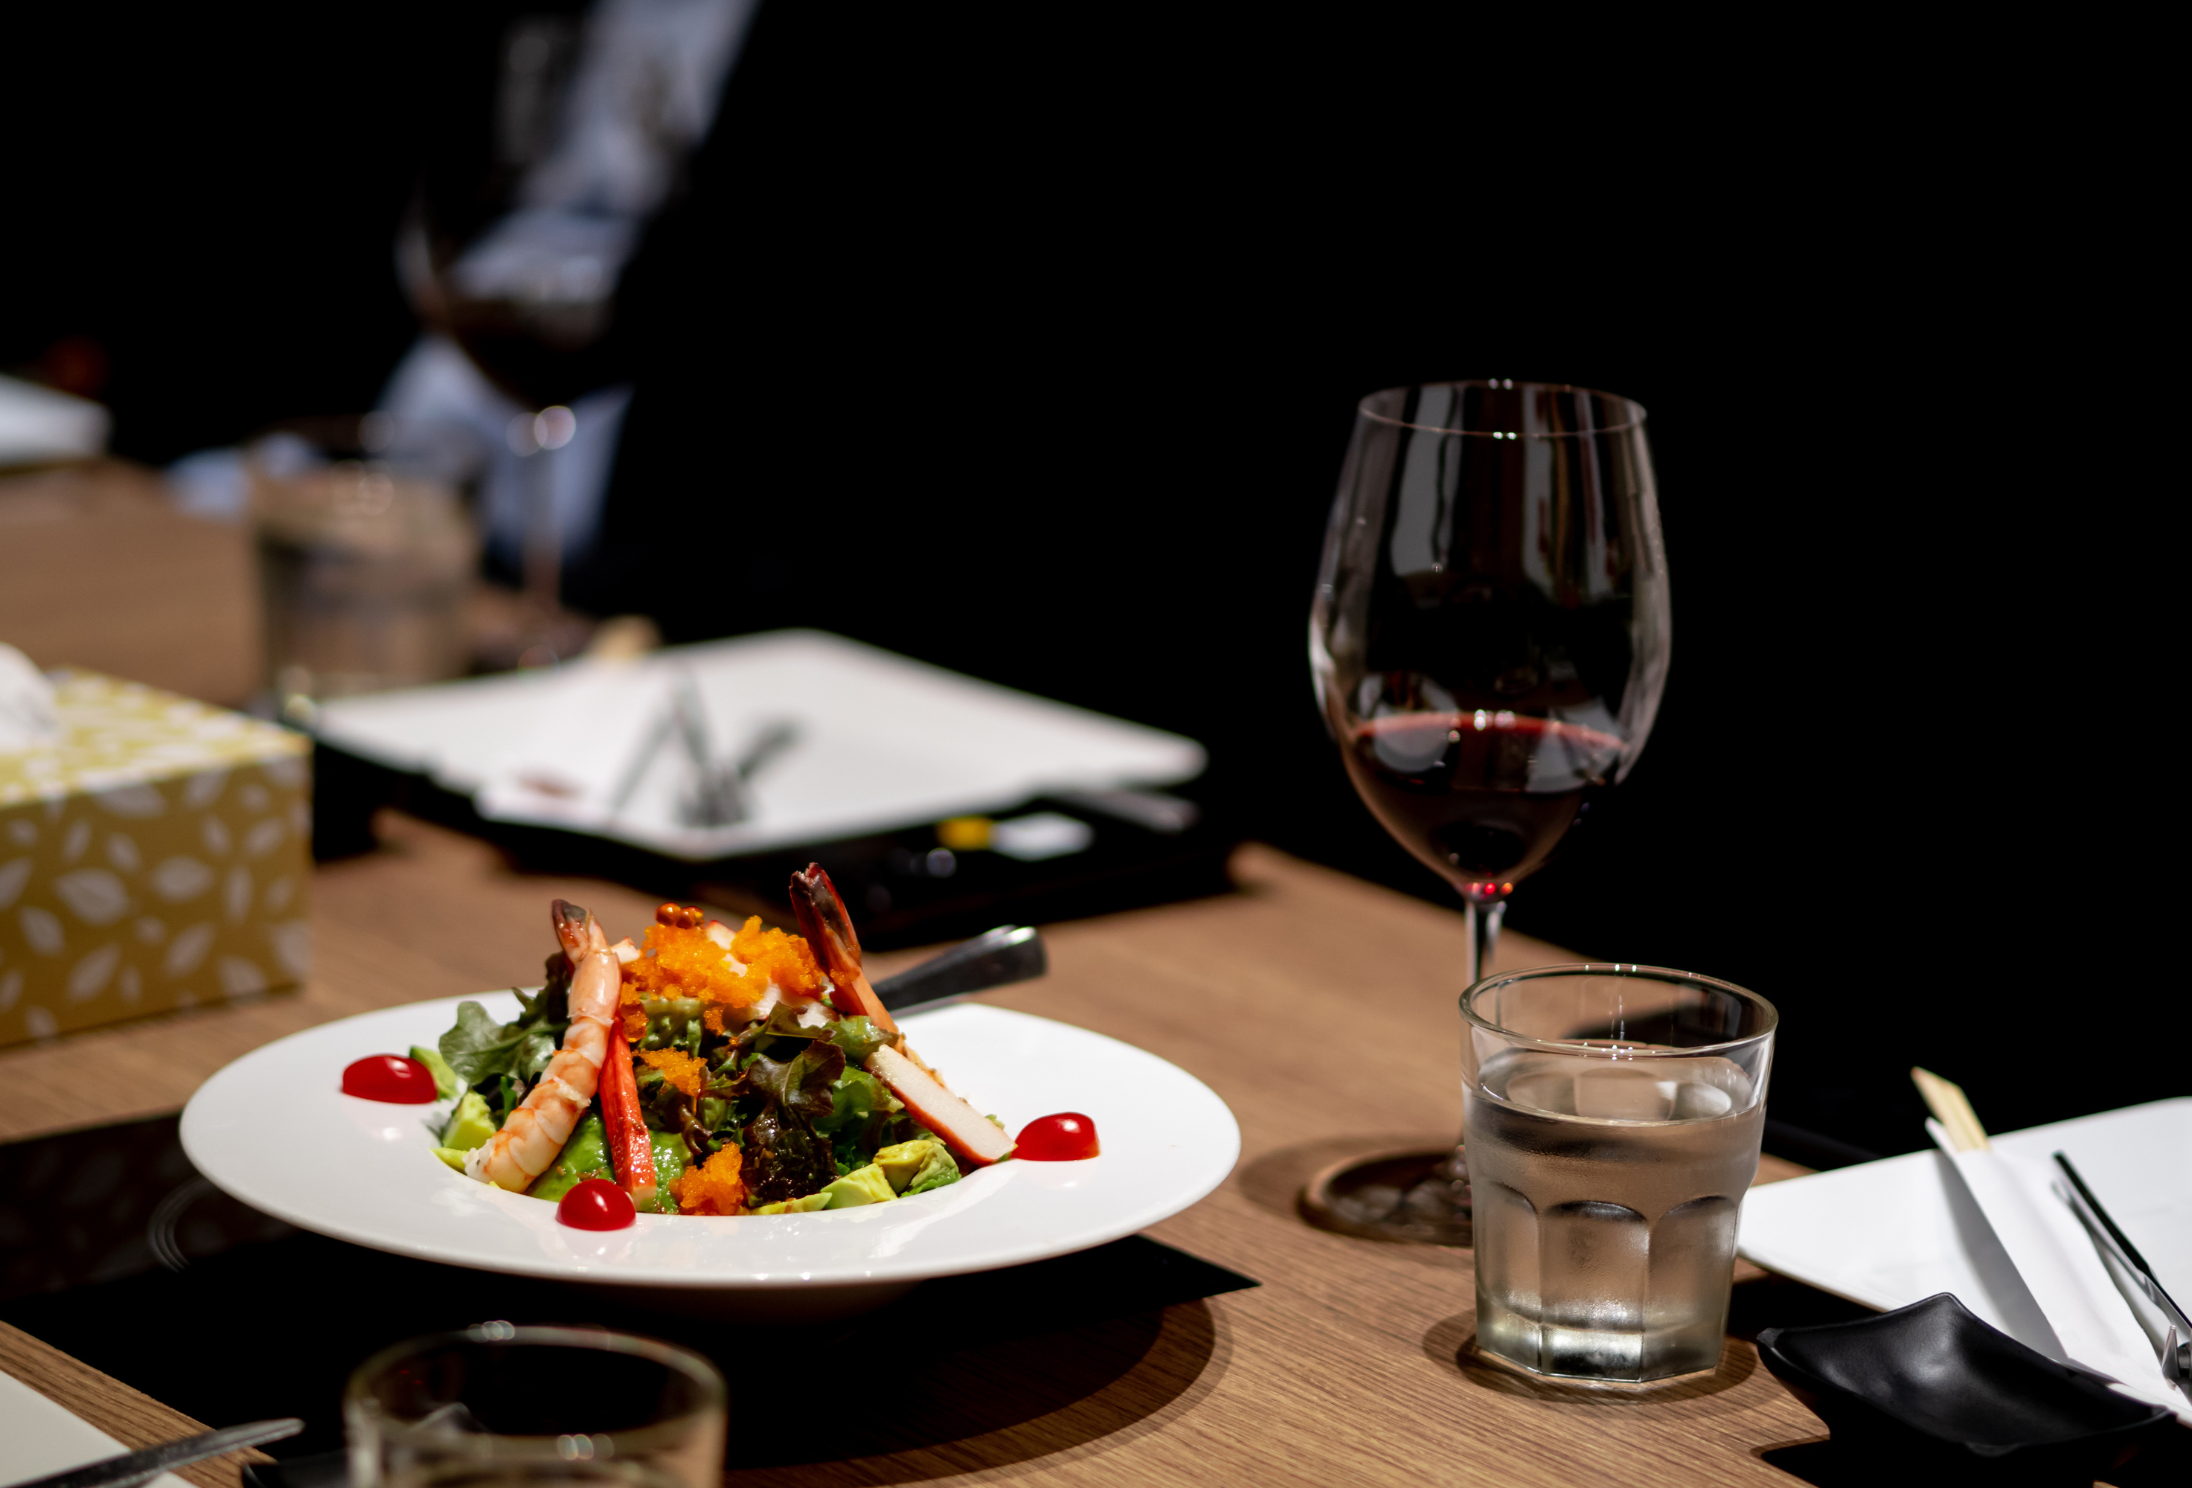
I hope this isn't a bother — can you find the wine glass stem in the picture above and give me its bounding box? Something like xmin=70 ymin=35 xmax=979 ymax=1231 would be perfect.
xmin=1440 ymin=893 xmax=1507 ymax=1216
xmin=522 ymin=444 xmax=559 ymax=633
xmin=1463 ymin=896 xmax=1506 ymax=987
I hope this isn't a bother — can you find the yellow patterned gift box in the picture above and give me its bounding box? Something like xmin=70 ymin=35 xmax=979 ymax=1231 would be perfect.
xmin=1 ymin=671 xmax=311 ymax=1047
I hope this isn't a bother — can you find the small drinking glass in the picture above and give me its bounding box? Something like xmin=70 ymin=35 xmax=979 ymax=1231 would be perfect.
xmin=1460 ymin=965 xmax=1776 ymax=1382
xmin=346 ymin=1326 xmax=727 ymax=1488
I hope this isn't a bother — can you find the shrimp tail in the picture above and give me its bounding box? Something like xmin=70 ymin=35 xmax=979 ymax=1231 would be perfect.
xmin=788 ymin=865 xmax=900 ymax=1038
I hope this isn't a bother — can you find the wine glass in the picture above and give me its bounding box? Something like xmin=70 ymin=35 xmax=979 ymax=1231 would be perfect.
xmin=1303 ymin=380 xmax=1670 ymax=1244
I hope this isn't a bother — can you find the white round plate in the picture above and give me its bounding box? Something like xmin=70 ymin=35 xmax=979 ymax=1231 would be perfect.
xmin=181 ymin=996 xmax=1238 ymax=1311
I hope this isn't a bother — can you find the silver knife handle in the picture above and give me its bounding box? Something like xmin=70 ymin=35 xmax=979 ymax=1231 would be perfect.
xmin=872 ymin=925 xmax=1046 ymax=1015
xmin=13 ymin=1418 xmax=305 ymax=1488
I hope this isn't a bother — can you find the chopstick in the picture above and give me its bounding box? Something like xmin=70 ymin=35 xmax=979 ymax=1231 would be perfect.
xmin=1911 ymin=1067 xmax=1991 ymax=1152
xmin=2053 ymin=1151 xmax=2192 ymax=1384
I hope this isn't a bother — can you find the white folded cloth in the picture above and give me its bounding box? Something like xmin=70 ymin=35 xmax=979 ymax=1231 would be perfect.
xmin=0 ymin=644 xmax=61 ymax=753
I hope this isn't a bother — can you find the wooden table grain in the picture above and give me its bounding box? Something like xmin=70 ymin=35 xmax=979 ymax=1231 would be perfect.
xmin=0 ymin=813 xmax=1832 ymax=1487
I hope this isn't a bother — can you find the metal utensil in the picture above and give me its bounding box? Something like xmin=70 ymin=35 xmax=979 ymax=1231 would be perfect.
xmin=12 ymin=1419 xmax=304 ymax=1488
xmin=2053 ymin=1151 xmax=2192 ymax=1384
xmin=872 ymin=925 xmax=1047 ymax=1016
xmin=606 ymin=673 xmax=798 ymax=829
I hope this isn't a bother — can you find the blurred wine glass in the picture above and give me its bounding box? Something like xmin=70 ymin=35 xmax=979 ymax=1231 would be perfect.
xmin=1303 ymin=380 xmax=1669 ymax=1242
xmin=391 ymin=2 xmax=754 ymax=666
xmin=400 ymin=206 xmax=613 ymax=666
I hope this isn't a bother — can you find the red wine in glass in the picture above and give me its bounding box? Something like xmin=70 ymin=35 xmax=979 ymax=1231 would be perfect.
xmin=1342 ymin=712 xmax=1624 ymax=896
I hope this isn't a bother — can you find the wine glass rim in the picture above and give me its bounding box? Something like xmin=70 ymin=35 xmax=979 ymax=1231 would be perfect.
xmin=1460 ymin=961 xmax=1777 ymax=1054
xmin=1359 ymin=380 xmax=1647 ymax=438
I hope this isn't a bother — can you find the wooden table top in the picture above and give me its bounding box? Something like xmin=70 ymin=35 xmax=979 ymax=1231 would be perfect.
xmin=1 ymin=812 xmax=1836 ymax=1487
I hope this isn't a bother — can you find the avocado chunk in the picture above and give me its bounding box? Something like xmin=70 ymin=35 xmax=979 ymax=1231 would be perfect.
xmin=752 ymin=1191 xmax=832 ymax=1215
xmin=441 ymin=1091 xmax=496 ymax=1152
xmin=526 ymin=1113 xmax=611 ymax=1201
xmin=431 ymin=1146 xmax=468 ymax=1172
xmin=872 ymin=1139 xmax=940 ymax=1192
xmin=410 ymin=1045 xmax=461 ymax=1100
xmin=873 ymin=1138 xmax=959 ymax=1195
xmin=821 ymin=1164 xmax=896 ymax=1208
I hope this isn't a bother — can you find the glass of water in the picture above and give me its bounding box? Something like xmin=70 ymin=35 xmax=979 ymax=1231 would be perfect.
xmin=346 ymin=1325 xmax=726 ymax=1488
xmin=1460 ymin=965 xmax=1777 ymax=1382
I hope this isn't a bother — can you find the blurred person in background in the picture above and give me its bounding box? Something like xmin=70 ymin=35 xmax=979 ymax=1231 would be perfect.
xmin=379 ymin=0 xmax=756 ymax=616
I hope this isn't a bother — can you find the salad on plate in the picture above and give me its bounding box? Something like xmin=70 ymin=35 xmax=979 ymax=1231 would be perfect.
xmin=387 ymin=866 xmax=1036 ymax=1223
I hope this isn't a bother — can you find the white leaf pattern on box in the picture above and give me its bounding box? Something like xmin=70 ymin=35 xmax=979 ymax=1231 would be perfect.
xmin=151 ymin=858 xmax=214 ymax=901
xmin=19 ymin=906 xmax=63 ymax=956
xmin=67 ymin=944 xmax=120 ymax=1002
xmin=217 ymin=957 xmax=267 ymax=997
xmin=105 ymin=833 xmax=140 ymax=873
xmin=242 ymin=818 xmax=284 ymax=858
xmin=266 ymin=919 xmax=311 ymax=979
xmin=0 ymin=858 xmax=29 ymax=910
xmin=55 ymin=869 xmax=129 ymax=926
xmin=165 ymin=923 xmax=215 ymax=978
xmin=224 ymin=867 xmax=252 ymax=923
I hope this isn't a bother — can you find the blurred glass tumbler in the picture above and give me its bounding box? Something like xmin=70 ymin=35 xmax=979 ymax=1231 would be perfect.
xmin=1461 ymin=966 xmax=1776 ymax=1382
xmin=346 ymin=1326 xmax=727 ymax=1488
xmin=253 ymin=442 xmax=477 ymax=705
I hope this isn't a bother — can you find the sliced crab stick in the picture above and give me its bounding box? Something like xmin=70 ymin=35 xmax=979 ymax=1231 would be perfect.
xmin=601 ymin=1028 xmax=658 ymax=1206
xmin=868 ymin=1045 xmax=1016 ymax=1168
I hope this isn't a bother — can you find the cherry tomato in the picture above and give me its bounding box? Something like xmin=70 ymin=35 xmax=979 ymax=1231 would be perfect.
xmin=558 ymin=1177 xmax=636 ymax=1230
xmin=1014 ymin=1112 xmax=1100 ymax=1161
xmin=341 ymin=1054 xmax=438 ymax=1103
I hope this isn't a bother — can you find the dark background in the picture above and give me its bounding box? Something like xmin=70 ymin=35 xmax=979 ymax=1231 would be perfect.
xmin=4 ymin=8 xmax=2171 ymax=1158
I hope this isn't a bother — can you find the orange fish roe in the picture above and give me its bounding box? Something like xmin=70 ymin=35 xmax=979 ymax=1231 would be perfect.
xmin=620 ymin=916 xmax=832 ymax=1035
xmin=625 ymin=920 xmax=754 ymax=1004
xmin=727 ymin=916 xmax=830 ymax=1004
xmin=638 ymin=1047 xmax=707 ymax=1098
xmin=671 ymin=1143 xmax=747 ymax=1215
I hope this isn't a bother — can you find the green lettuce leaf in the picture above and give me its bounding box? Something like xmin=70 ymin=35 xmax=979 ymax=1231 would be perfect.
xmin=438 ymin=992 xmax=571 ymax=1104
xmin=440 ymin=1001 xmax=525 ymax=1086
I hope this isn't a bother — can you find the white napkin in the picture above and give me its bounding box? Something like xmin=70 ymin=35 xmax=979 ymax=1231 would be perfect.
xmin=0 ymin=1369 xmax=190 ymax=1488
xmin=0 ymin=644 xmax=61 ymax=753
xmin=1929 ymin=1120 xmax=2187 ymax=1415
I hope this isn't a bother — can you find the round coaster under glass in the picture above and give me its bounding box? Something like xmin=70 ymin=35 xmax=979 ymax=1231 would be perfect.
xmin=1300 ymin=1146 xmax=1471 ymax=1247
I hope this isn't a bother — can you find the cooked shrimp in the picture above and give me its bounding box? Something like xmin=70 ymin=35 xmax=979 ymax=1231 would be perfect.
xmin=787 ymin=864 xmax=944 ymax=1077
xmin=468 ymin=899 xmax=621 ymax=1192
xmin=787 ymin=865 xmax=897 ymax=1036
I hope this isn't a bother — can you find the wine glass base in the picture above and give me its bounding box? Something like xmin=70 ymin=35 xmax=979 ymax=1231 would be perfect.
xmin=1298 ymin=1148 xmax=1471 ymax=1247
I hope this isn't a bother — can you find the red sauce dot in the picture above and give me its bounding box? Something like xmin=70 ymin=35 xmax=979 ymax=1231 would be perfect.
xmin=1014 ymin=1112 xmax=1100 ymax=1161
xmin=558 ymin=1178 xmax=636 ymax=1230
xmin=342 ymin=1054 xmax=439 ymax=1103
